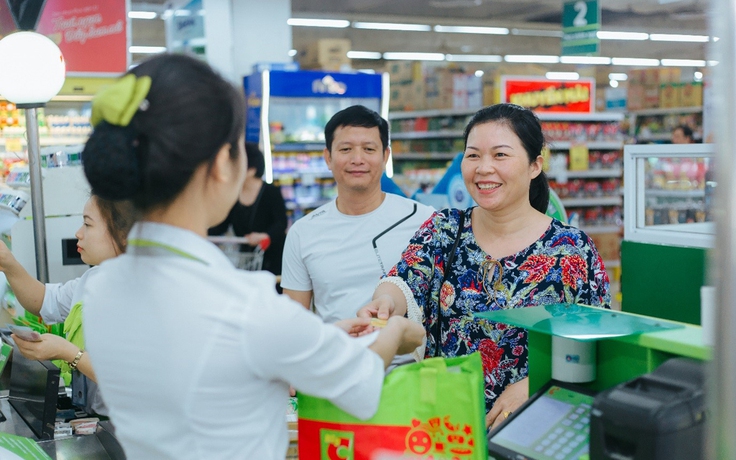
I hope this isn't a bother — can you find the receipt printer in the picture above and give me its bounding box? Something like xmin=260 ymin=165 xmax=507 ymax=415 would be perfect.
xmin=589 ymin=358 xmax=705 ymax=460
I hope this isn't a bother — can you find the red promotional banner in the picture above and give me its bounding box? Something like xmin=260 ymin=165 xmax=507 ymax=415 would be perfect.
xmin=35 ymin=1 xmax=128 ymax=74
xmin=501 ymin=77 xmax=595 ymax=113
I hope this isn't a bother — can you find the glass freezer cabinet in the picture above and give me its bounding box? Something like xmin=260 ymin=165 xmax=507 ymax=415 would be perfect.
xmin=244 ymin=70 xmax=389 ymax=224
xmin=623 ymin=143 xmax=715 ymax=249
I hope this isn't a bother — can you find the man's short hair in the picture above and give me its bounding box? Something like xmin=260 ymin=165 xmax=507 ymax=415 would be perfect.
xmin=324 ymin=105 xmax=389 ymax=152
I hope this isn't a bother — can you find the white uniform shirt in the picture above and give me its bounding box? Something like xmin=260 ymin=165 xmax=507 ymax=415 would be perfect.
xmin=39 ymin=266 xmax=97 ymax=324
xmin=83 ymin=222 xmax=384 ymax=460
xmin=281 ymin=193 xmax=435 ymax=323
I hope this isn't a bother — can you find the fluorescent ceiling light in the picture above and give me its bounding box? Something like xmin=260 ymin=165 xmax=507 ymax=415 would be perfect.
xmin=649 ymin=33 xmax=709 ymax=42
xmin=475 ymin=70 xmax=484 ymax=77
xmin=446 ymin=54 xmax=502 ymax=62
xmin=288 ymin=49 xmax=297 ymax=57
xmin=610 ymin=80 xmax=619 ymax=88
xmin=597 ymin=31 xmax=648 ymax=40
xmin=511 ymin=28 xmax=562 ymax=37
xmin=546 ymin=72 xmax=579 ymax=81
xmin=128 ymin=11 xmax=157 ymax=19
xmin=560 ymin=56 xmax=611 ymax=65
xmin=708 ymin=60 xmax=719 ymax=66
xmin=611 ymin=57 xmax=659 ymax=66
xmin=353 ymin=22 xmax=430 ymax=31
xmin=660 ymin=59 xmax=707 ymax=67
xmin=505 ymin=55 xmax=560 ymax=64
xmin=383 ymin=52 xmax=445 ymax=61
xmin=287 ymin=18 xmax=350 ymax=28
xmin=129 ymin=46 xmax=167 ymax=54
xmin=347 ymin=51 xmax=382 ymax=59
xmin=608 ymin=72 xmax=628 ymax=81
xmin=173 ymin=10 xmax=191 ymax=17
xmin=434 ymin=25 xmax=508 ymax=35
xmin=694 ymin=71 xmax=703 ymax=81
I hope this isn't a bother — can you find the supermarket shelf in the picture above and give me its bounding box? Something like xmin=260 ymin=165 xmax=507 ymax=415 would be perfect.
xmin=390 ymin=109 xmax=625 ymax=122
xmin=0 ymin=137 xmax=88 ymax=147
xmin=561 ymin=196 xmax=623 ymax=207
xmin=549 ymin=168 xmax=623 ymax=179
xmin=548 ymin=141 xmax=623 ymax=150
xmin=389 ymin=108 xmax=476 ymax=120
xmin=391 ymin=130 xmax=464 ymax=140
xmin=392 ymin=152 xmax=459 ymax=160
xmin=579 ymin=225 xmax=622 ymax=235
xmin=636 ymin=133 xmax=672 ymax=142
xmin=271 ymin=143 xmax=325 ymax=152
xmin=629 ymin=106 xmax=703 ymax=116
xmin=646 ymin=189 xmax=705 ymax=198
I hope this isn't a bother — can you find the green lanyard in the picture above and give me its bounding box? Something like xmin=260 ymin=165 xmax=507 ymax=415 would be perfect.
xmin=127 ymin=238 xmax=208 ymax=265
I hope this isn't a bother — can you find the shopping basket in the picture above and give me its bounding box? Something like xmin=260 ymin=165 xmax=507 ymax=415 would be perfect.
xmin=208 ymin=235 xmax=271 ymax=271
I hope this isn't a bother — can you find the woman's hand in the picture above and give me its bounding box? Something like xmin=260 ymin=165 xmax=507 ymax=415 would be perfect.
xmin=357 ymin=294 xmax=396 ymax=321
xmin=334 ymin=317 xmax=373 ymax=337
xmin=486 ymin=377 xmax=529 ymax=430
xmin=245 ymin=232 xmax=269 ymax=247
xmin=12 ymin=333 xmax=78 ymax=362
xmin=387 ymin=316 xmax=425 ymax=355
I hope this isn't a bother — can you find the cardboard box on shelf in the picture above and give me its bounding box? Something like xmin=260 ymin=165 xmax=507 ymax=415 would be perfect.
xmin=298 ymin=38 xmax=351 ymax=71
xmin=386 ymin=61 xmax=426 ymax=85
xmin=659 ymin=83 xmax=682 ymax=109
xmin=658 ymin=68 xmax=682 ymax=84
xmin=590 ymin=232 xmax=621 ymax=262
xmin=643 ymin=85 xmax=660 ymax=109
xmin=627 ymin=83 xmax=645 ymax=110
xmin=680 ymin=81 xmax=703 ymax=107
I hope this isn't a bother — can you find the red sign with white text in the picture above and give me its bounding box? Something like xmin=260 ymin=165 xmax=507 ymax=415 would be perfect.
xmin=502 ymin=77 xmax=595 ymax=113
xmin=35 ymin=1 xmax=127 ymax=74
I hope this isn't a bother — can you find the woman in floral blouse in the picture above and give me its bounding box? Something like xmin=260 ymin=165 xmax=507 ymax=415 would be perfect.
xmin=359 ymin=103 xmax=610 ymax=429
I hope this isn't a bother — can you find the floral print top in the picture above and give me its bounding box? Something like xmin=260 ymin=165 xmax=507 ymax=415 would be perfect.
xmin=387 ymin=208 xmax=610 ymax=411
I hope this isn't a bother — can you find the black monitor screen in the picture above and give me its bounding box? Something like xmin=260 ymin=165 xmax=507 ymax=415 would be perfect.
xmin=488 ymin=381 xmax=596 ymax=460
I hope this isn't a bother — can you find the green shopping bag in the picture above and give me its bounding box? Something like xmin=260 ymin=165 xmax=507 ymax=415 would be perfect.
xmin=298 ymin=352 xmax=487 ymax=460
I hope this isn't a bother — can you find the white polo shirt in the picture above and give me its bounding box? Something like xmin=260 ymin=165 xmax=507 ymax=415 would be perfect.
xmin=83 ymin=222 xmax=384 ymax=460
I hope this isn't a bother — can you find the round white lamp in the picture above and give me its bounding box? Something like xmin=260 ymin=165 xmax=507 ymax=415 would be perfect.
xmin=0 ymin=31 xmax=66 ymax=283
xmin=0 ymin=31 xmax=65 ymax=104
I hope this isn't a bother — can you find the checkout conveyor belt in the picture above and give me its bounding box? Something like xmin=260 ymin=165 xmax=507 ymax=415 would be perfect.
xmin=0 ymin=397 xmax=126 ymax=459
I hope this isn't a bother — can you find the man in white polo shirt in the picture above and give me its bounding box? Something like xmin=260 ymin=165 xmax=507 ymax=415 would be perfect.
xmin=281 ymin=105 xmax=435 ymax=323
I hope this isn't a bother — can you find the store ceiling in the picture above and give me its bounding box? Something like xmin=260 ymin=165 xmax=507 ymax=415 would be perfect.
xmin=131 ymin=0 xmax=711 ymax=73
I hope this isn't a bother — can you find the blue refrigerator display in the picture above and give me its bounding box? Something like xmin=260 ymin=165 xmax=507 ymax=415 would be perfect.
xmin=244 ymin=70 xmax=390 ymax=225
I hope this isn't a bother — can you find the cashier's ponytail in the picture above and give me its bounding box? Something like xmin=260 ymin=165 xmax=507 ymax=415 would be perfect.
xmin=83 ymin=53 xmax=245 ymax=211
xmin=463 ymin=104 xmax=550 ymax=214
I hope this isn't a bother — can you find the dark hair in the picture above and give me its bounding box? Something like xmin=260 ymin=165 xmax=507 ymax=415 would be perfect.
xmin=245 ymin=142 xmax=265 ymax=178
xmin=463 ymin=103 xmax=549 ymax=213
xmin=92 ymin=194 xmax=138 ymax=255
xmin=82 ymin=54 xmax=245 ymax=211
xmin=324 ymin=105 xmax=389 ymax=152
xmin=674 ymin=124 xmax=694 ymax=140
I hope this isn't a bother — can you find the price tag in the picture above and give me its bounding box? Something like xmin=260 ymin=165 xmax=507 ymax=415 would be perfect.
xmin=569 ymin=144 xmax=589 ymax=171
xmin=541 ymin=145 xmax=551 ymax=172
xmin=4 ymin=138 xmax=23 ymax=152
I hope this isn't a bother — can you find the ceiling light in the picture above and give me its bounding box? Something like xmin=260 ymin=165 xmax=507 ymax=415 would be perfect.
xmin=446 ymin=54 xmax=502 ymax=62
xmin=694 ymin=71 xmax=703 ymax=81
xmin=288 ymin=49 xmax=297 ymax=57
xmin=173 ymin=10 xmax=191 ymax=17
xmin=511 ymin=29 xmax=562 ymax=37
xmin=649 ymin=33 xmax=709 ymax=42
xmin=560 ymin=56 xmax=611 ymax=65
xmin=128 ymin=11 xmax=158 ymax=19
xmin=610 ymin=80 xmax=619 ymax=88
xmin=546 ymin=72 xmax=579 ymax=81
xmin=129 ymin=46 xmax=167 ymax=54
xmin=383 ymin=52 xmax=445 ymax=61
xmin=429 ymin=0 xmax=483 ymax=7
xmin=475 ymin=70 xmax=484 ymax=77
xmin=347 ymin=51 xmax=382 ymax=59
xmin=505 ymin=55 xmax=560 ymax=64
xmin=611 ymin=57 xmax=659 ymax=66
xmin=287 ymin=18 xmax=350 ymax=28
xmin=660 ymin=59 xmax=707 ymax=67
xmin=597 ymin=31 xmax=648 ymax=40
xmin=353 ymin=22 xmax=431 ymax=31
xmin=708 ymin=60 xmax=719 ymax=66
xmin=434 ymin=25 xmax=508 ymax=35
xmin=609 ymin=73 xmax=628 ymax=81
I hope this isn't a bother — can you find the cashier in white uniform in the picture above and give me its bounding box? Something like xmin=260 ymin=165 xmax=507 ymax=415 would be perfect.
xmin=79 ymin=54 xmax=424 ymax=460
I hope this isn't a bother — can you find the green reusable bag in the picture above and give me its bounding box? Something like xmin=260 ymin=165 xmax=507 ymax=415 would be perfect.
xmin=298 ymin=352 xmax=487 ymax=460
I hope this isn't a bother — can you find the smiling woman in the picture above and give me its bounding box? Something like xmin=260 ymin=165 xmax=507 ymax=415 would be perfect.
xmin=359 ymin=103 xmax=611 ymax=431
